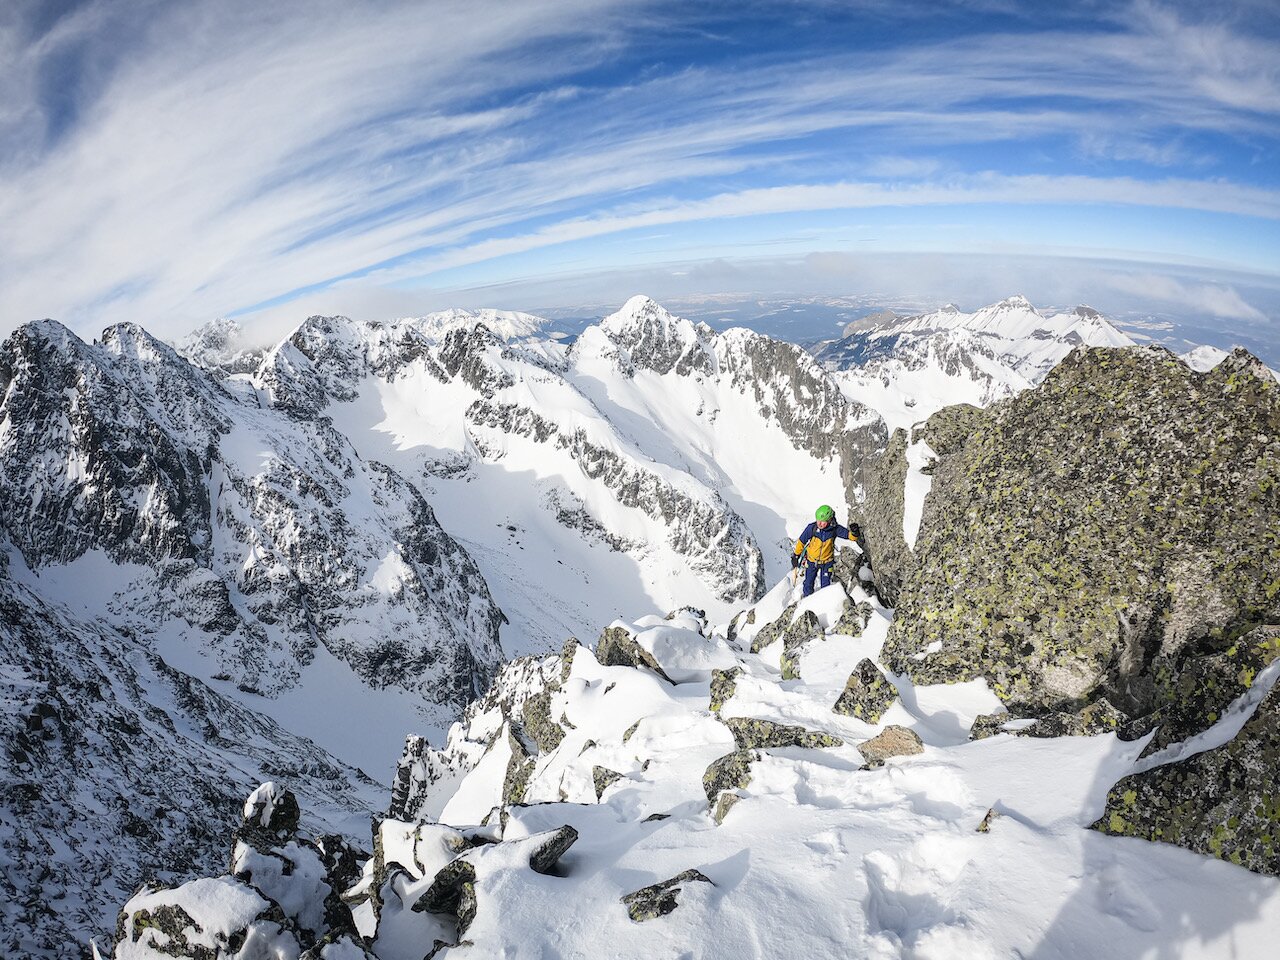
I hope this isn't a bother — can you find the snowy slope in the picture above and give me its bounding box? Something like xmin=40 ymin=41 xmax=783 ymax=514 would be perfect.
xmin=253 ymin=297 xmax=886 ymax=659
xmin=0 ymin=546 xmax=381 ymax=959
xmin=0 ymin=320 xmax=506 ymax=775
xmin=112 ymin=562 xmax=1280 ymax=959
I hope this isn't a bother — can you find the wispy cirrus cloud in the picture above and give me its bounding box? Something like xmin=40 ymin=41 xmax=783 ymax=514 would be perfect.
xmin=0 ymin=0 xmax=1277 ymax=340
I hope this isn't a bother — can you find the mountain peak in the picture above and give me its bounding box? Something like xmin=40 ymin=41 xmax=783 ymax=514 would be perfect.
xmin=598 ymin=296 xmax=712 ymax=376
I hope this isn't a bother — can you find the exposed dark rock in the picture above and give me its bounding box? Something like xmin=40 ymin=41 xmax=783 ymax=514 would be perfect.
xmin=969 ymin=713 xmax=1016 ymax=741
xmin=412 ymin=858 xmax=478 ymax=935
xmin=883 ymin=348 xmax=1280 ymax=740
xmin=596 ymin=626 xmax=675 ymax=683
xmin=621 ymin=869 xmax=714 ymax=922
xmin=560 ymin=637 xmax=581 ymax=682
xmin=723 ymin=717 xmax=843 ymax=751
xmin=1015 ymin=698 xmax=1127 ymax=738
xmin=592 ymin=766 xmax=624 ymax=800
xmin=833 ymin=659 xmax=897 ymax=723
xmin=780 ymin=611 xmax=823 ymax=680
xmin=750 ymin=603 xmax=797 ymax=654
xmin=522 ymin=692 xmax=566 ymax=753
xmin=858 ymin=725 xmax=924 ymax=768
xmin=237 ymin=781 xmax=300 ymax=849
xmin=709 ymin=667 xmax=742 ymax=713
xmin=853 ymin=429 xmax=913 ymax=607
xmin=502 ymin=727 xmax=536 ymax=806
xmin=702 ymin=750 xmax=759 ymax=803
xmin=527 ymin=825 xmax=578 ymax=875
xmin=1094 ymin=678 xmax=1280 ymax=877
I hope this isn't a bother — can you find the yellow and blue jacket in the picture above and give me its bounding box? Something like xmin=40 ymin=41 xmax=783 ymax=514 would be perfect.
xmin=793 ymin=521 xmax=857 ymax=565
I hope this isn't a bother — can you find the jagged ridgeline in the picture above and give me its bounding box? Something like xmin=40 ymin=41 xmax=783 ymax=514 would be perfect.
xmin=865 ymin=345 xmax=1280 ymax=870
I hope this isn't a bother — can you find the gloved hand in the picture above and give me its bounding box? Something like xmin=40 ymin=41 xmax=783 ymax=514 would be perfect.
xmin=790 ymin=554 xmax=799 ymax=570
xmin=849 ymin=521 xmax=863 ymax=542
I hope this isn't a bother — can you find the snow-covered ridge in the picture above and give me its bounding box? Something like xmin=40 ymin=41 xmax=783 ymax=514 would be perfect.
xmin=106 ymin=558 xmax=1280 ymax=959
xmin=814 ymin=295 xmax=1136 ymax=432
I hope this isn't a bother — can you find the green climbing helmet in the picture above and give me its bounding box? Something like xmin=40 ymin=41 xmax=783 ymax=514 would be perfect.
xmin=815 ymin=504 xmax=835 ymax=522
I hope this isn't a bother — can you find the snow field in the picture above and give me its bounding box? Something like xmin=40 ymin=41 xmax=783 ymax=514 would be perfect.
xmin=392 ymin=571 xmax=1280 ymax=959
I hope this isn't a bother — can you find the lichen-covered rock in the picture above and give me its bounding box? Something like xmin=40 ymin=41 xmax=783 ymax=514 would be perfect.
xmin=853 ymin=429 xmax=914 ymax=606
xmin=560 ymin=637 xmax=581 ymax=682
xmin=592 ymin=766 xmax=624 ymax=800
xmin=833 ymin=659 xmax=897 ymax=723
xmin=780 ymin=611 xmax=823 ymax=680
xmin=883 ymin=347 xmax=1280 ymax=738
xmin=1016 ymin=697 xmax=1127 ymax=738
xmin=526 ymin=826 xmax=578 ymax=875
xmin=1094 ymin=679 xmax=1280 ymax=877
xmin=969 ymin=713 xmax=1015 ymax=741
xmin=596 ymin=626 xmax=675 ymax=683
xmin=857 ymin=725 xmax=924 ymax=768
xmin=620 ymin=869 xmax=714 ymax=922
xmin=709 ymin=667 xmax=742 ymax=713
xmin=1133 ymin=626 xmax=1280 ymax=757
xmin=521 ymin=691 xmax=565 ymax=753
xmin=411 ymin=858 xmax=478 ymax=934
xmin=750 ymin=603 xmax=797 ymax=654
xmin=702 ymin=750 xmax=759 ymax=803
xmin=723 ymin=717 xmax=843 ymax=751
xmin=114 ymin=877 xmax=300 ymax=959
xmin=711 ymin=792 xmax=740 ymax=825
xmin=501 ymin=727 xmax=535 ymax=806
xmin=831 ymin=597 xmax=873 ymax=638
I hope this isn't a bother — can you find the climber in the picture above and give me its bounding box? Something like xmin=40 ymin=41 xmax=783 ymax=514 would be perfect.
xmin=791 ymin=505 xmax=859 ymax=598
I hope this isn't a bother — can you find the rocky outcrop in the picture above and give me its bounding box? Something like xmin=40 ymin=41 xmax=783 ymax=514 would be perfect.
xmin=883 ymin=347 xmax=1280 ymax=731
xmin=0 ymin=571 xmax=376 ymax=960
xmin=779 ymin=611 xmax=823 ymax=680
xmin=702 ymin=750 xmax=759 ymax=804
xmin=709 ymin=667 xmax=742 ymax=713
xmin=857 ymin=725 xmax=924 ymax=768
xmin=852 ymin=429 xmax=913 ymax=607
xmin=723 ymin=717 xmax=843 ymax=750
xmin=592 ymin=766 xmax=624 ymax=800
xmin=750 ymin=603 xmax=798 ymax=654
xmin=833 ymin=660 xmax=897 ymax=723
xmin=596 ymin=626 xmax=675 ymax=683
xmin=1094 ymin=679 xmax=1280 ymax=877
xmin=113 ymin=786 xmax=366 ymax=959
xmin=621 ymin=869 xmax=714 ymax=922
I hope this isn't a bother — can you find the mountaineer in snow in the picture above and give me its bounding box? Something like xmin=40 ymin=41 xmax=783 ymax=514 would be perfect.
xmin=791 ymin=505 xmax=859 ymax=597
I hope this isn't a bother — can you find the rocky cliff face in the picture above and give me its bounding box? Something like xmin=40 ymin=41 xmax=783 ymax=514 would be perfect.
xmin=0 ymin=319 xmax=505 ymax=708
xmin=0 ymin=318 xmax=510 ymax=957
xmin=0 ymin=559 xmax=380 ymax=958
xmin=874 ymin=344 xmax=1279 ymax=870
xmin=882 ymin=346 xmax=1278 ymax=717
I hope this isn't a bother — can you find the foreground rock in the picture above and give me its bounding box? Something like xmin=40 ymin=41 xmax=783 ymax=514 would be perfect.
xmin=883 ymin=347 xmax=1279 ymax=728
xmin=621 ymin=870 xmax=714 ymax=922
xmin=857 ymin=726 xmax=924 ymax=768
xmin=724 ymin=717 xmax=842 ymax=750
xmin=1094 ymin=680 xmax=1280 ymax=877
xmin=833 ymin=659 xmax=897 ymax=723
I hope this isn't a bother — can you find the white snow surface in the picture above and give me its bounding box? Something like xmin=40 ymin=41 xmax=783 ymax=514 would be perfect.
xmin=902 ymin=436 xmax=936 ymax=550
xmin=370 ymin=574 xmax=1280 ymax=959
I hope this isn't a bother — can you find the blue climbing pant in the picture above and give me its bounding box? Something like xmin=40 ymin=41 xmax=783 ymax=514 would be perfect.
xmin=802 ymin=561 xmax=833 ymax=598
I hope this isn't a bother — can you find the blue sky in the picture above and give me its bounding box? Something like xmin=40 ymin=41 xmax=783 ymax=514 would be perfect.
xmin=1 ymin=0 xmax=1278 ymax=343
